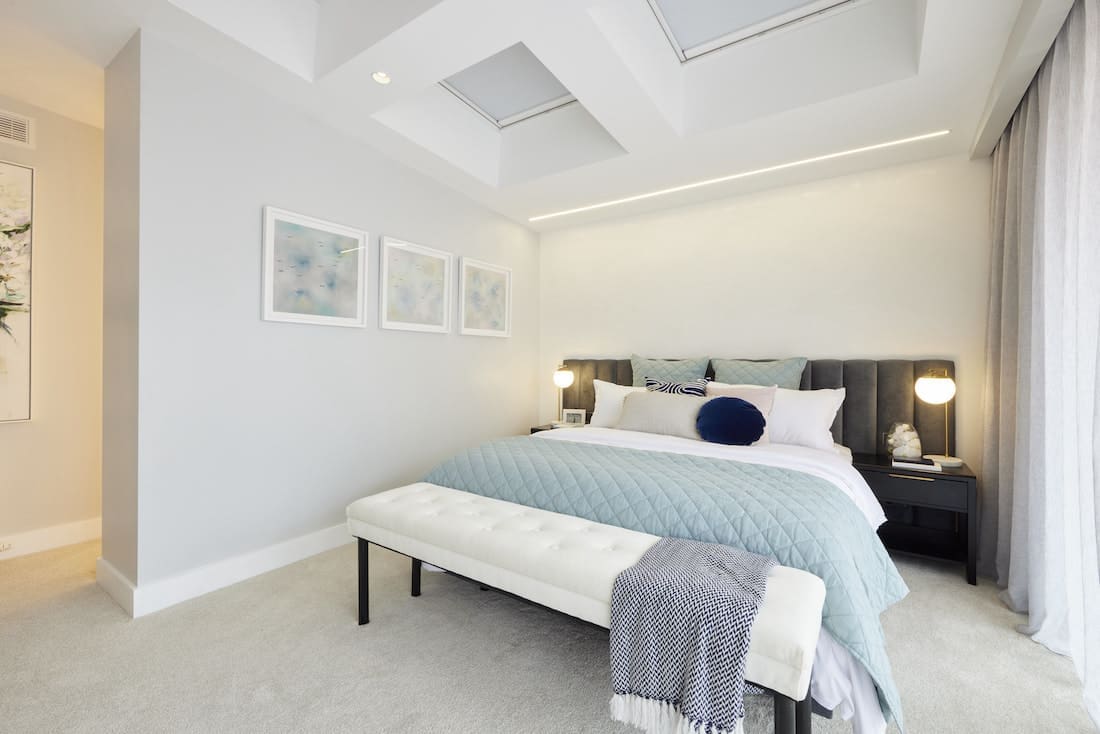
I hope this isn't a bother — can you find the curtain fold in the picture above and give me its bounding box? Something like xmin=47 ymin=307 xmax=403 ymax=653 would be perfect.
xmin=982 ymin=0 xmax=1099 ymax=725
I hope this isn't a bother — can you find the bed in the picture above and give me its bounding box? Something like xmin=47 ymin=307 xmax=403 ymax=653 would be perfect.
xmin=370 ymin=358 xmax=952 ymax=733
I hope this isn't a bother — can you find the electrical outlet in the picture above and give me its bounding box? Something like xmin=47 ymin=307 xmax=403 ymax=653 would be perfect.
xmin=0 ymin=542 xmax=12 ymax=553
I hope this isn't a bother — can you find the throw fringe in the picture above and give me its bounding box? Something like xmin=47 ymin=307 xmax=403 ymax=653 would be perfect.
xmin=610 ymin=694 xmax=744 ymax=734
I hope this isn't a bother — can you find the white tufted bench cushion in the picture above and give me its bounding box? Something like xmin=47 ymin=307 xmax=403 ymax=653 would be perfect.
xmin=347 ymin=482 xmax=826 ymax=702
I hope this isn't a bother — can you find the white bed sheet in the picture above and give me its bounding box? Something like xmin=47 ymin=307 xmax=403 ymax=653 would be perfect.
xmin=534 ymin=426 xmax=889 ymax=734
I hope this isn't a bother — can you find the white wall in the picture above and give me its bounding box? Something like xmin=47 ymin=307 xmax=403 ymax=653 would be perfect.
xmin=539 ymin=155 xmax=992 ymax=463
xmin=101 ymin=35 xmax=140 ymax=581
xmin=102 ymin=32 xmax=539 ymax=589
xmin=0 ymin=94 xmax=103 ymax=555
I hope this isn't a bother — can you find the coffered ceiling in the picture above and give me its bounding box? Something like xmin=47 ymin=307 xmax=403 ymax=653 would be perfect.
xmin=0 ymin=0 xmax=1074 ymax=229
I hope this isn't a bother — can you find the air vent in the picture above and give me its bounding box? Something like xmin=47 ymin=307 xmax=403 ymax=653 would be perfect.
xmin=0 ymin=109 xmax=34 ymax=148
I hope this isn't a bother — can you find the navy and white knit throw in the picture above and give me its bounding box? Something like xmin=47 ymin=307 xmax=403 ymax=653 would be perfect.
xmin=610 ymin=538 xmax=776 ymax=734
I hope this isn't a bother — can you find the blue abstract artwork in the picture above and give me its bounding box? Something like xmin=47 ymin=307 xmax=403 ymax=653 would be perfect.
xmin=461 ymin=258 xmax=510 ymax=337
xmin=263 ymin=207 xmax=366 ymax=327
xmin=381 ymin=237 xmax=451 ymax=332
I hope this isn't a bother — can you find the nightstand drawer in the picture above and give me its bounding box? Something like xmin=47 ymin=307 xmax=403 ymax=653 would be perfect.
xmin=866 ymin=472 xmax=967 ymax=511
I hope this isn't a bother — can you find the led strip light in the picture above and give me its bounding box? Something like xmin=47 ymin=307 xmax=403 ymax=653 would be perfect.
xmin=528 ymin=129 xmax=951 ymax=222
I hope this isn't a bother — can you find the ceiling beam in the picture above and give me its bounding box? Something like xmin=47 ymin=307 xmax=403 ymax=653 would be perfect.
xmin=525 ymin=1 xmax=683 ymax=153
xmin=167 ymin=0 xmax=318 ymax=80
xmin=313 ymin=0 xmax=447 ymax=79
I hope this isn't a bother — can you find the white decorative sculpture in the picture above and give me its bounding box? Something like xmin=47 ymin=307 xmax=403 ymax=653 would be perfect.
xmin=886 ymin=422 xmax=923 ymax=459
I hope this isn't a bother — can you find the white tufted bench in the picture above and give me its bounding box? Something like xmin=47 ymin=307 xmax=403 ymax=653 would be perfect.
xmin=347 ymin=482 xmax=826 ymax=734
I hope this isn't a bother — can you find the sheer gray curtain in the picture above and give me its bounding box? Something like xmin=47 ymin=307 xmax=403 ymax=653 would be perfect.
xmin=982 ymin=0 xmax=1099 ymax=724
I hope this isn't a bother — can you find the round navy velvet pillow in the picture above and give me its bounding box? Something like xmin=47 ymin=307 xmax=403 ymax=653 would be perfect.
xmin=696 ymin=397 xmax=765 ymax=446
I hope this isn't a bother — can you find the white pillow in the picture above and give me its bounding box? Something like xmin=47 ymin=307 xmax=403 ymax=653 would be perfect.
xmin=767 ymin=387 xmax=846 ymax=451
xmin=590 ymin=379 xmax=646 ymax=427
xmin=705 ymin=382 xmax=778 ymax=445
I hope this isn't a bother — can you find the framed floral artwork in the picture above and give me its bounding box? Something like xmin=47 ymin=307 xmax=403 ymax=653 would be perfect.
xmin=0 ymin=159 xmax=33 ymax=422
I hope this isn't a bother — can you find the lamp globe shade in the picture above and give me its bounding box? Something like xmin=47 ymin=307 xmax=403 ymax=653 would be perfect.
xmin=915 ymin=376 xmax=956 ymax=405
xmin=553 ymin=368 xmax=575 ymax=389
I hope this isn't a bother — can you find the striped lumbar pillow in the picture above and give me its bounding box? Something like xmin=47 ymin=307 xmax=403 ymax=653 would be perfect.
xmin=645 ymin=377 xmax=708 ymax=397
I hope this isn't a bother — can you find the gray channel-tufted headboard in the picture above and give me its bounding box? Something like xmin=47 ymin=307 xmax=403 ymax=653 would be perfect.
xmin=561 ymin=358 xmax=955 ymax=457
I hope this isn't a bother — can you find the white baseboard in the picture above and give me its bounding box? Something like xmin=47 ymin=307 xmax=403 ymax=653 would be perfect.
xmin=95 ymin=557 xmax=136 ymax=617
xmin=0 ymin=517 xmax=101 ymax=560
xmin=96 ymin=523 xmax=352 ymax=618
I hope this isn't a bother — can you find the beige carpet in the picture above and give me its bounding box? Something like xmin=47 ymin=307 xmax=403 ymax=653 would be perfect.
xmin=0 ymin=541 xmax=1093 ymax=733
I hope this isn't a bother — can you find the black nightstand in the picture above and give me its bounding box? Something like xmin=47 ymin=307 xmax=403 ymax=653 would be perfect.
xmin=853 ymin=454 xmax=978 ymax=585
xmin=530 ymin=424 xmax=557 ymax=434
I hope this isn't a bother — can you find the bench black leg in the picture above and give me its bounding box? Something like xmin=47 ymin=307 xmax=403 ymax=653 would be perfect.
xmin=796 ymin=694 xmax=812 ymax=734
xmin=357 ymin=538 xmax=370 ymax=625
xmin=411 ymin=558 xmax=422 ymax=597
xmin=774 ymin=692 xmax=795 ymax=734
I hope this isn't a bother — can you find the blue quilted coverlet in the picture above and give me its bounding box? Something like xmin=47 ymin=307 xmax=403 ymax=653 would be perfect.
xmin=424 ymin=436 xmax=908 ymax=728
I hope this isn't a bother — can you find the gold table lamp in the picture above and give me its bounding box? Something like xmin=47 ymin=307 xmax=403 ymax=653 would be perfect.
xmin=914 ymin=371 xmax=963 ymax=467
xmin=553 ymin=365 xmax=575 ymax=425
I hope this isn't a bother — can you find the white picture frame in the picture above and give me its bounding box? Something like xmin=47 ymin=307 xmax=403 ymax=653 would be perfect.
xmin=379 ymin=236 xmax=453 ymax=333
xmin=562 ymin=408 xmax=586 ymax=426
xmin=459 ymin=257 xmax=512 ymax=338
xmin=262 ymin=206 xmax=368 ymax=328
xmin=0 ymin=159 xmax=33 ymax=423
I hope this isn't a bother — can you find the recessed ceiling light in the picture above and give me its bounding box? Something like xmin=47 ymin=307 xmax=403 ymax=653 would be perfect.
xmin=372 ymin=71 xmax=391 ymax=85
xmin=528 ymin=130 xmax=951 ymax=222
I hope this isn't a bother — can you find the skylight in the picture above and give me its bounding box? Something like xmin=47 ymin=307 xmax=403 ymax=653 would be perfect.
xmin=647 ymin=0 xmax=858 ymax=61
xmin=441 ymin=43 xmax=575 ymax=128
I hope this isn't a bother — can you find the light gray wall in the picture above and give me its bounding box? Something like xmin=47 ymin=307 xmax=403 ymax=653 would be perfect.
xmin=101 ymin=35 xmax=141 ymax=581
xmin=0 ymin=94 xmax=103 ymax=538
xmin=104 ymin=32 xmax=539 ymax=586
xmin=539 ymin=155 xmax=992 ymax=465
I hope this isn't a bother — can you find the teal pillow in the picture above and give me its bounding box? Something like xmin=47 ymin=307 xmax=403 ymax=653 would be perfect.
xmin=712 ymin=357 xmax=808 ymax=389
xmin=630 ymin=355 xmax=709 ymax=387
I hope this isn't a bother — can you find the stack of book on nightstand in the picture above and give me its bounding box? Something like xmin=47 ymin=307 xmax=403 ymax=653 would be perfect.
xmin=891 ymin=456 xmax=942 ymax=472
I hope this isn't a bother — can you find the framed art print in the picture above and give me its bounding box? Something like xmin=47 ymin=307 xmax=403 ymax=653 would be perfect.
xmin=262 ymin=207 xmax=368 ymax=327
xmin=460 ymin=257 xmax=511 ymax=337
xmin=380 ymin=236 xmax=452 ymax=333
xmin=0 ymin=160 xmax=33 ymax=422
